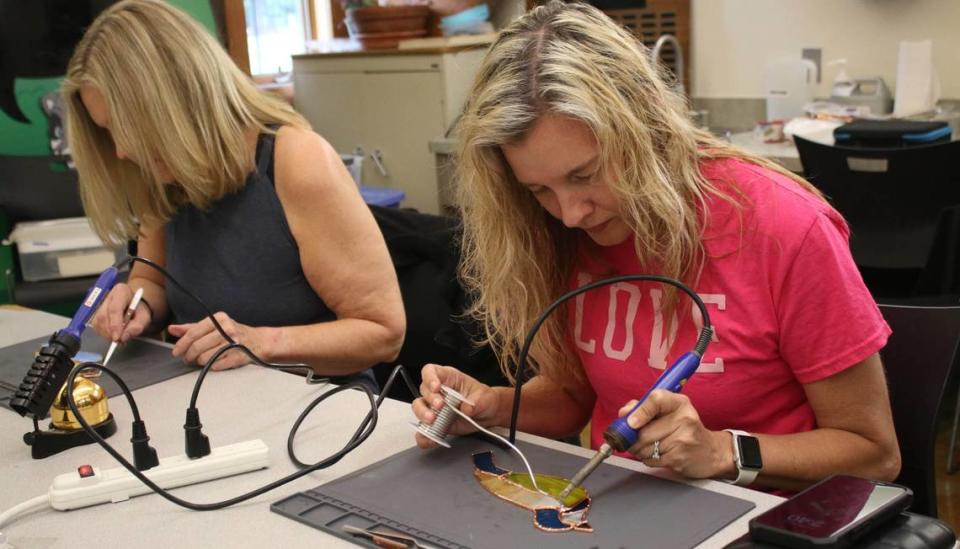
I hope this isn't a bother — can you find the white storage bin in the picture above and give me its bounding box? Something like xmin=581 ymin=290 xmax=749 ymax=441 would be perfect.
xmin=4 ymin=217 xmax=124 ymax=281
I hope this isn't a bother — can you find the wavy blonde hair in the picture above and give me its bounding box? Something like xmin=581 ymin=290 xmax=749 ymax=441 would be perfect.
xmin=63 ymin=0 xmax=310 ymax=244
xmin=457 ymin=0 xmax=825 ymax=385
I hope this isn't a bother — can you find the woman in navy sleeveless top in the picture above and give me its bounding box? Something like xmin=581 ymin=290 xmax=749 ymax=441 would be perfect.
xmin=64 ymin=0 xmax=405 ymax=377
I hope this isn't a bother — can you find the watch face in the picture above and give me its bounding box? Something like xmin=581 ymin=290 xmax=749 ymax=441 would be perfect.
xmin=738 ymin=436 xmax=763 ymax=470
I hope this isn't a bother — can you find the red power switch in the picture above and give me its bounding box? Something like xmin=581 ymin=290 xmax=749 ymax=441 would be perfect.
xmin=77 ymin=464 xmax=95 ymax=478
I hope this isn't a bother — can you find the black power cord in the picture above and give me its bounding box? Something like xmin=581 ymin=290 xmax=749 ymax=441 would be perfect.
xmin=507 ymin=274 xmax=713 ymax=444
xmin=61 ymin=255 xmax=419 ymax=510
xmin=287 ymin=363 xmax=418 ymax=468
xmin=117 ymin=255 xmax=317 ymax=458
xmin=64 ymin=363 xmax=160 ymax=471
xmin=66 ymin=363 xmax=416 ymax=510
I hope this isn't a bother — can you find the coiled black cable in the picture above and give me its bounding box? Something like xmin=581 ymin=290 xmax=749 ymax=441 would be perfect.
xmin=62 ymin=255 xmax=418 ymax=510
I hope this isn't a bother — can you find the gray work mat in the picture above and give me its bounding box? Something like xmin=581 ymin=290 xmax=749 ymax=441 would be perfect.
xmin=0 ymin=331 xmax=195 ymax=412
xmin=272 ymin=436 xmax=755 ymax=548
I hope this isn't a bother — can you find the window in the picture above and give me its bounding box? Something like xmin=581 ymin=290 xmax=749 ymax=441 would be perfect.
xmin=244 ymin=0 xmax=331 ymax=75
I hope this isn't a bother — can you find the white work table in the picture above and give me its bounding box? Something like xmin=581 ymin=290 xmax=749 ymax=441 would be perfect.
xmin=0 ymin=309 xmax=782 ymax=548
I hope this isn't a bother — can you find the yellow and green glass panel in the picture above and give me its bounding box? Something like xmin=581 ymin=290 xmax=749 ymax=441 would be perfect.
xmin=472 ymin=451 xmax=593 ymax=533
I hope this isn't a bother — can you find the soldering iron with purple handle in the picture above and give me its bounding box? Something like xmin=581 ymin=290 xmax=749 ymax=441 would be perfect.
xmin=558 ymin=331 xmax=712 ymax=500
xmin=10 ymin=266 xmax=120 ymax=419
xmin=501 ymin=274 xmax=715 ymax=502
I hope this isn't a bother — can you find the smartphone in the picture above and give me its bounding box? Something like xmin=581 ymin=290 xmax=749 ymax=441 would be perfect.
xmin=749 ymin=475 xmax=912 ymax=548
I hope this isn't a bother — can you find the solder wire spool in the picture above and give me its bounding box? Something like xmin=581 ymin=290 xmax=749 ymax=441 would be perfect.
xmin=412 ymin=385 xmax=548 ymax=497
xmin=412 ymin=385 xmax=472 ymax=448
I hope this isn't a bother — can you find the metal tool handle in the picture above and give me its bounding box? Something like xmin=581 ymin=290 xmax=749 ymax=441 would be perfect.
xmin=603 ymin=351 xmax=702 ymax=452
xmin=371 ymin=148 xmax=389 ymax=178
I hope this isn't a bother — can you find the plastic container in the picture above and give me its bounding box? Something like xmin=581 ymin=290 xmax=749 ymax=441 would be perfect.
xmin=439 ymin=3 xmax=492 ymax=36
xmin=360 ymin=186 xmax=406 ymax=208
xmin=4 ymin=217 xmax=124 ymax=281
xmin=765 ymin=59 xmax=817 ymax=121
xmin=440 ymin=3 xmax=488 ymax=27
xmin=340 ymin=152 xmax=363 ymax=186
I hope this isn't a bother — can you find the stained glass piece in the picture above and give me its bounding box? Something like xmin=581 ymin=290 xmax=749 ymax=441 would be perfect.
xmin=471 ymin=451 xmax=594 ymax=533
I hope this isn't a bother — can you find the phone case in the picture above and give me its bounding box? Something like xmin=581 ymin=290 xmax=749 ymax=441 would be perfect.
xmin=748 ymin=476 xmax=912 ymax=548
xmin=728 ymin=512 xmax=956 ymax=549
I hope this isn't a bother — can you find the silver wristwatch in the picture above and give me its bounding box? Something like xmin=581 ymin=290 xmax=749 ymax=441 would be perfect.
xmin=723 ymin=429 xmax=762 ymax=486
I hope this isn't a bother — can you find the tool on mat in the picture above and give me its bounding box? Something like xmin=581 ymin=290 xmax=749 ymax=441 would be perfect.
xmin=342 ymin=524 xmax=440 ymax=549
xmin=103 ymin=287 xmax=144 ymax=367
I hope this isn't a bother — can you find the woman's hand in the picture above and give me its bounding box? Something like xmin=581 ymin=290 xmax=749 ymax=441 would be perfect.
xmin=618 ymin=390 xmax=734 ymax=479
xmin=90 ymin=283 xmax=152 ymax=343
xmin=168 ymin=312 xmax=277 ymax=371
xmin=412 ymin=364 xmax=502 ymax=448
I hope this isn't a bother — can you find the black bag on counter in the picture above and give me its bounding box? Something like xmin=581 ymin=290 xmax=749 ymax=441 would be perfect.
xmin=833 ymin=119 xmax=952 ymax=148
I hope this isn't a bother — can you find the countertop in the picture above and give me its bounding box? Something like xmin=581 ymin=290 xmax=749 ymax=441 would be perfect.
xmin=430 ymin=131 xmax=804 ymax=173
xmin=294 ymin=38 xmax=490 ymax=59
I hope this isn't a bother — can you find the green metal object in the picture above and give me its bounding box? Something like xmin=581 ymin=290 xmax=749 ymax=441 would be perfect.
xmin=38 ymin=299 xmax=85 ymax=317
xmin=0 ymin=0 xmax=217 ymax=156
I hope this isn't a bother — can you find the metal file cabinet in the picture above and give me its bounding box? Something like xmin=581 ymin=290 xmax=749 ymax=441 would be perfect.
xmin=292 ymin=46 xmax=486 ymax=214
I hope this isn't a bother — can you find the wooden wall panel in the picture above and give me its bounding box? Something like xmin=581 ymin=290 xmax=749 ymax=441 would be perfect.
xmin=523 ymin=0 xmax=691 ymax=92
xmin=331 ymin=0 xmax=348 ymax=38
xmin=223 ymin=0 xmax=251 ymax=74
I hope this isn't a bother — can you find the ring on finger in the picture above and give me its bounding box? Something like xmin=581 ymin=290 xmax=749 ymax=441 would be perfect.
xmin=651 ymin=440 xmax=661 ymax=460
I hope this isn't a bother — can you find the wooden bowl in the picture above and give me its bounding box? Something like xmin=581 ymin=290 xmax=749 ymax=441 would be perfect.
xmin=345 ymin=5 xmax=431 ymax=48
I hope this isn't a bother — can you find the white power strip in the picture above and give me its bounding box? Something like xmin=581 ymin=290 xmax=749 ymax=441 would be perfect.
xmin=48 ymin=439 xmax=270 ymax=511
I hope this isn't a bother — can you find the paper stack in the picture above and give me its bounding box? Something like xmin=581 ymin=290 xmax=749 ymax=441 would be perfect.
xmin=894 ymin=40 xmax=941 ymax=118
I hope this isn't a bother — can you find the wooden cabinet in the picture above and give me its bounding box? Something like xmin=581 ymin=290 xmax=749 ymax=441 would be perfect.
xmin=292 ymin=47 xmax=486 ymax=214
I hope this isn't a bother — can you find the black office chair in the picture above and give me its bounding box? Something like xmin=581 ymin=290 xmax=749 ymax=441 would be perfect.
xmin=0 ymin=154 xmax=97 ymax=310
xmin=795 ymin=137 xmax=960 ymax=301
xmin=878 ymin=304 xmax=960 ymax=518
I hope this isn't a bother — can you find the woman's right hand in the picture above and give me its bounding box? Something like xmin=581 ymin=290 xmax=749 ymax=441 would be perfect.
xmin=412 ymin=364 xmax=501 ymax=448
xmin=90 ymin=283 xmax=151 ymax=343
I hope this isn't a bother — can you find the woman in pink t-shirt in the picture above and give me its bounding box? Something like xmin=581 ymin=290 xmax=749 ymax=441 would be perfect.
xmin=412 ymin=1 xmax=900 ymax=491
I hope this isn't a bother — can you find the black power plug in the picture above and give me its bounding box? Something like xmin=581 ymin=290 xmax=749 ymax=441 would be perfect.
xmin=184 ymin=407 xmax=211 ymax=458
xmin=130 ymin=419 xmax=159 ymax=471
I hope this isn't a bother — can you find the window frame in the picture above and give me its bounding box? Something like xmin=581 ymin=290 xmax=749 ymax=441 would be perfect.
xmin=221 ymin=0 xmax=331 ymax=78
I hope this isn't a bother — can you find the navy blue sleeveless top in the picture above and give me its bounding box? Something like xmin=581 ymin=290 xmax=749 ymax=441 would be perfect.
xmin=164 ymin=129 xmax=336 ymax=327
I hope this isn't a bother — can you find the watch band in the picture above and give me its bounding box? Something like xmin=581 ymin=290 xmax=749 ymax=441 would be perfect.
xmin=724 ymin=429 xmax=760 ymax=486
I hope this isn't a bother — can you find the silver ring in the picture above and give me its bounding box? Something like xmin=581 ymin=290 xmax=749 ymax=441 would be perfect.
xmin=651 ymin=440 xmax=661 ymax=460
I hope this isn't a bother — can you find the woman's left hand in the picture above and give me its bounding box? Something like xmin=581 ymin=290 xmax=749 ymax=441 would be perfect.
xmin=618 ymin=390 xmax=734 ymax=479
xmin=168 ymin=312 xmax=275 ymax=371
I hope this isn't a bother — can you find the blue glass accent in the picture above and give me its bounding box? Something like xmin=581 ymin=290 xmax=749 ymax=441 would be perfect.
xmin=535 ymin=508 xmax=567 ymax=530
xmin=568 ymin=497 xmax=590 ymax=513
xmin=472 ymin=451 xmax=509 ymax=475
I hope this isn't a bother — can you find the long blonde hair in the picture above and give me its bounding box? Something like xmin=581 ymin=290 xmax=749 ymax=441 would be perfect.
xmin=457 ymin=0 xmax=824 ymax=385
xmin=63 ymin=0 xmax=310 ymax=244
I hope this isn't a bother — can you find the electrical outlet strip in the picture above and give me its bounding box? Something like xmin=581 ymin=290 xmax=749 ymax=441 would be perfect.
xmin=48 ymin=439 xmax=269 ymax=511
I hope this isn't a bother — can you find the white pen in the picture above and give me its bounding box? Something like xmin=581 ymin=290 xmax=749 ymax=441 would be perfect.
xmin=103 ymin=287 xmax=145 ymax=366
